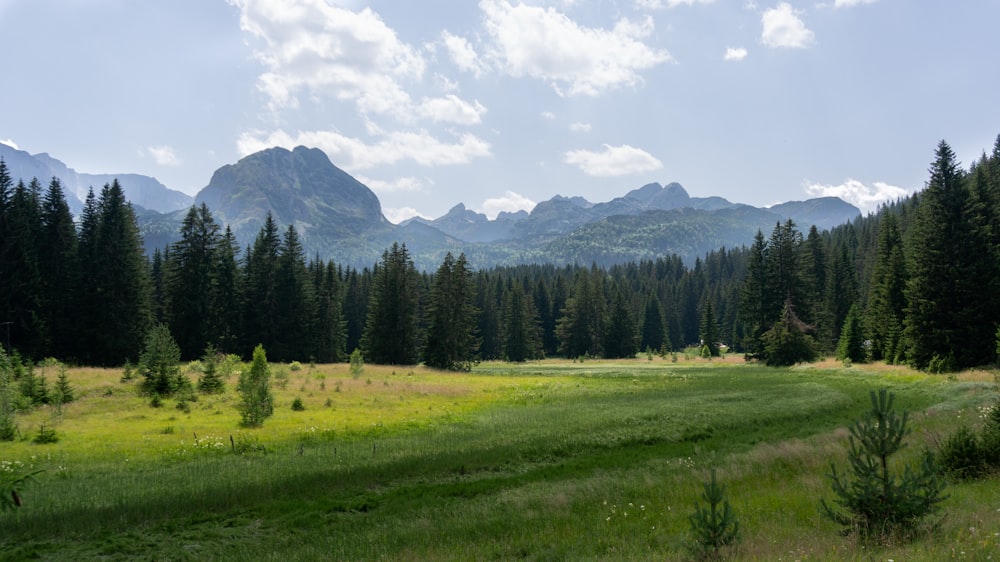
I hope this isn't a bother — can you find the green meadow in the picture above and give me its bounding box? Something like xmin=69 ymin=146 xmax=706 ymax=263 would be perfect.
xmin=2 ymin=358 xmax=999 ymax=561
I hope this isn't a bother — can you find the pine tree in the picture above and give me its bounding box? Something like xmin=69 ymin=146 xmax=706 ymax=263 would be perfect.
xmin=821 ymin=388 xmax=946 ymax=539
xmin=499 ymin=281 xmax=542 ymax=362
xmin=699 ymin=298 xmax=720 ymax=357
xmin=556 ymin=269 xmax=606 ymax=358
xmin=2 ymin=179 xmax=46 ymax=358
xmin=79 ymin=181 xmax=152 ymax=365
xmin=866 ymin=214 xmax=907 ymax=363
xmin=603 ymin=285 xmax=638 ymax=359
xmin=475 ymin=273 xmax=502 ymax=360
xmin=905 ymin=141 xmax=994 ymax=370
xmin=38 ymin=178 xmax=78 ymax=360
xmin=640 ymin=293 xmax=666 ymax=353
xmin=424 ymin=252 xmax=479 ymax=370
xmin=836 ymin=304 xmax=865 ymax=363
xmin=738 ymin=231 xmax=771 ymax=359
xmin=138 ymin=324 xmax=185 ymax=396
xmin=167 ymin=204 xmax=221 ymax=359
xmin=213 ymin=226 xmax=242 ymax=353
xmin=361 ymin=243 xmax=421 ymax=365
xmin=242 ymin=213 xmax=281 ymax=356
xmin=238 ymin=344 xmax=274 ymax=427
xmin=271 ymin=225 xmax=314 ymax=362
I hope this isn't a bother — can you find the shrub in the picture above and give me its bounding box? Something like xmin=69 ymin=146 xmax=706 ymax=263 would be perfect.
xmin=687 ymin=469 xmax=740 ymax=559
xmin=350 ymin=348 xmax=364 ymax=379
xmin=291 ymin=397 xmax=305 ymax=411
xmin=33 ymin=424 xmax=59 ymax=444
xmin=939 ymin=426 xmax=985 ymax=479
xmin=821 ymin=388 xmax=947 ymax=541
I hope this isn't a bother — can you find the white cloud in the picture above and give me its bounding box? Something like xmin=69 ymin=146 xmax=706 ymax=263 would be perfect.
xmin=541 ymin=111 xmax=556 ymax=120
xmin=143 ymin=145 xmax=181 ymax=166
xmin=724 ymin=47 xmax=748 ymax=61
xmin=417 ymin=95 xmax=487 ymax=125
xmin=230 ymin=0 xmax=484 ymax=127
xmin=0 ymin=138 xmax=19 ymax=150
xmin=356 ymin=175 xmax=427 ymax=193
xmin=383 ymin=207 xmax=429 ymax=224
xmin=635 ymin=0 xmax=715 ymax=8
xmin=761 ymin=3 xmax=815 ymax=49
xmin=441 ymin=31 xmax=485 ymax=76
xmin=569 ymin=122 xmax=592 ymax=133
xmin=480 ymin=0 xmax=672 ymax=96
xmin=564 ymin=144 xmax=663 ymax=177
xmin=237 ymin=128 xmax=492 ymax=169
xmin=833 ymin=0 xmax=876 ymax=7
xmin=478 ymin=190 xmax=536 ymax=219
xmin=804 ymin=178 xmax=910 ymax=213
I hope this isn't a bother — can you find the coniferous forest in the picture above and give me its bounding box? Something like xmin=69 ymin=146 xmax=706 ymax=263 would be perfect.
xmin=1 ymin=137 xmax=999 ymax=372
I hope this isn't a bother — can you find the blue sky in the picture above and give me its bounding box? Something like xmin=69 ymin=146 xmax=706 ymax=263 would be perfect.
xmin=1 ymin=0 xmax=998 ymax=223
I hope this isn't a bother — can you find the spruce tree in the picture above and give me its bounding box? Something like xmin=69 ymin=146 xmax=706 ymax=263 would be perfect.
xmin=238 ymin=344 xmax=274 ymax=427
xmin=271 ymin=225 xmax=314 ymax=362
xmin=38 ymin=178 xmax=78 ymax=360
xmin=866 ymin=214 xmax=907 ymax=363
xmin=836 ymin=304 xmax=865 ymax=364
xmin=138 ymin=324 xmax=185 ymax=397
xmin=361 ymin=243 xmax=420 ymax=365
xmin=501 ymin=280 xmax=543 ymax=362
xmin=82 ymin=181 xmax=153 ymax=365
xmin=167 ymin=204 xmax=221 ymax=359
xmin=905 ymin=141 xmax=993 ymax=370
xmin=242 ymin=213 xmax=281 ymax=356
xmin=699 ymin=298 xmax=720 ymax=357
xmin=640 ymin=293 xmax=666 ymax=353
xmin=424 ymin=252 xmax=479 ymax=370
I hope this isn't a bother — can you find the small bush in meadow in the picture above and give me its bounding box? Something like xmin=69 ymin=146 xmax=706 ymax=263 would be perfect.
xmin=350 ymin=348 xmax=364 ymax=379
xmin=33 ymin=424 xmax=59 ymax=444
xmin=291 ymin=397 xmax=305 ymax=411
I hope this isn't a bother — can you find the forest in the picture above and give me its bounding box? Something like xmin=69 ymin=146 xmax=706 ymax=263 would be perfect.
xmin=0 ymin=137 xmax=998 ymax=373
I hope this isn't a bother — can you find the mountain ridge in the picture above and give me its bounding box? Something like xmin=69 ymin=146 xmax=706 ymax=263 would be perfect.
xmin=3 ymin=143 xmax=862 ymax=269
xmin=0 ymin=143 xmax=193 ymax=215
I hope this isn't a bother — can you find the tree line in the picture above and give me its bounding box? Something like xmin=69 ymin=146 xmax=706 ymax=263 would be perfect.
xmin=1 ymin=136 xmax=998 ymax=371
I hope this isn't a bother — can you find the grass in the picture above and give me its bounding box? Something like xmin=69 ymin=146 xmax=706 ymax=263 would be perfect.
xmin=1 ymin=357 xmax=999 ymax=560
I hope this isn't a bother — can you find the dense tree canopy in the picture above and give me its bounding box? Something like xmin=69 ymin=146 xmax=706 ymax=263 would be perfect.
xmin=1 ymin=135 xmax=999 ymax=373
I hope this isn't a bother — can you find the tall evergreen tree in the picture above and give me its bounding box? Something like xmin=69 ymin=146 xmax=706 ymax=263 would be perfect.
xmin=361 ymin=243 xmax=421 ymax=365
xmin=475 ymin=272 xmax=502 ymax=360
xmin=271 ymin=225 xmax=314 ymax=362
xmin=501 ymin=280 xmax=543 ymax=362
xmin=603 ymin=284 xmax=638 ymax=359
xmin=906 ymin=141 xmax=995 ymax=369
xmin=37 ymin=178 xmax=78 ymax=360
xmin=424 ymin=252 xmax=479 ymax=370
xmin=242 ymin=213 xmax=281 ymax=356
xmin=699 ymin=298 xmax=720 ymax=357
xmin=866 ymin=213 xmax=907 ymax=363
xmin=556 ymin=269 xmax=606 ymax=358
xmin=79 ymin=181 xmax=152 ymax=365
xmin=3 ymin=179 xmax=46 ymax=357
xmin=167 ymin=204 xmax=221 ymax=359
xmin=213 ymin=226 xmax=242 ymax=353
xmin=640 ymin=293 xmax=666 ymax=353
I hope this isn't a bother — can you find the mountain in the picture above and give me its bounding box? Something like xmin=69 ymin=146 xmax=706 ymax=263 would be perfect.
xmin=767 ymin=197 xmax=863 ymax=231
xmin=193 ymin=146 xmax=399 ymax=265
xmin=406 ymin=203 xmax=527 ymax=243
xmin=0 ymin=143 xmax=192 ymax=215
xmin=137 ymin=146 xmax=860 ymax=268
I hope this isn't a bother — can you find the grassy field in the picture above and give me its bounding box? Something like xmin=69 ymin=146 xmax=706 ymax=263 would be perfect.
xmin=1 ymin=357 xmax=999 ymax=561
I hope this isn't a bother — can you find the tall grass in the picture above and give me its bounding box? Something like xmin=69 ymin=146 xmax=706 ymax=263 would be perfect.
xmin=1 ymin=359 xmax=997 ymax=561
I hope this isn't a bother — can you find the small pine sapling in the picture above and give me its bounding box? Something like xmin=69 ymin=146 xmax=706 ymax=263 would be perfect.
xmin=821 ymin=388 xmax=947 ymax=541
xmin=687 ymin=469 xmax=740 ymax=559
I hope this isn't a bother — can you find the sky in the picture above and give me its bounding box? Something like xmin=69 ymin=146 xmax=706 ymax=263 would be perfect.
xmin=1 ymin=0 xmax=999 ymax=224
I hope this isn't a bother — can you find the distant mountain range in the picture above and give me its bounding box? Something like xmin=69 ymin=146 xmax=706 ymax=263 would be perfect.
xmin=2 ymin=143 xmax=861 ymax=270
xmin=0 ymin=143 xmax=193 ymax=215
